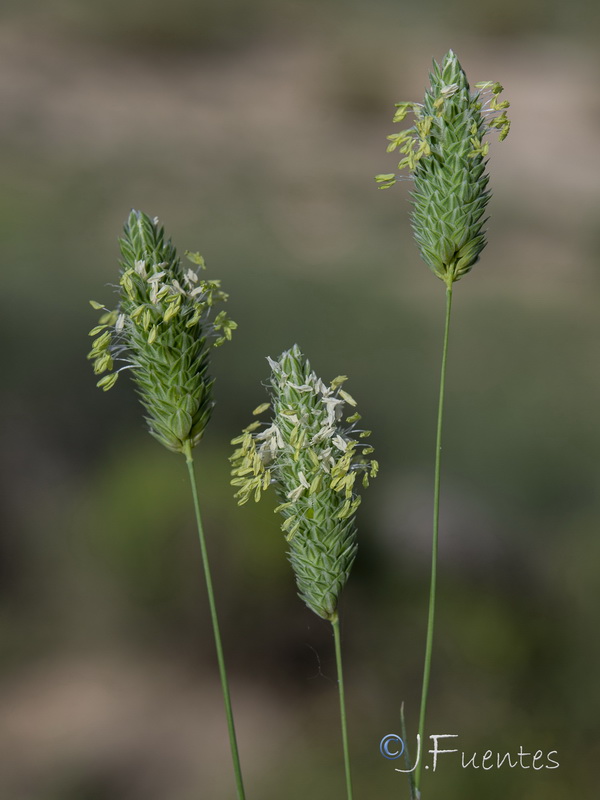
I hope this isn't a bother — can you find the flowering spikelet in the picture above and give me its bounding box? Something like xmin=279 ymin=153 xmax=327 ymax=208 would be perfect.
xmin=376 ymin=50 xmax=510 ymax=285
xmin=87 ymin=210 xmax=237 ymax=453
xmin=230 ymin=345 xmax=378 ymax=620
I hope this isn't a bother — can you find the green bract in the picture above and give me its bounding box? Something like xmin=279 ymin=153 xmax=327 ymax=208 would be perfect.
xmin=376 ymin=50 xmax=510 ymax=285
xmin=230 ymin=345 xmax=378 ymax=620
xmin=87 ymin=210 xmax=236 ymax=453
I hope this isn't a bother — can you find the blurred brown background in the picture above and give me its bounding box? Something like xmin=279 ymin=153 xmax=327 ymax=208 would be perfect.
xmin=1 ymin=1 xmax=599 ymax=798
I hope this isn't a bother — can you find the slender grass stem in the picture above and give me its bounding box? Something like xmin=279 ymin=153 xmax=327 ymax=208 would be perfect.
xmin=415 ymin=284 xmax=453 ymax=794
xmin=332 ymin=614 xmax=354 ymax=800
xmin=183 ymin=441 xmax=246 ymax=800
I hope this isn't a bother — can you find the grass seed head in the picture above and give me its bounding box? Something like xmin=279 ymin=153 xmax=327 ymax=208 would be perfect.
xmin=376 ymin=50 xmax=510 ymax=285
xmin=88 ymin=210 xmax=236 ymax=453
xmin=230 ymin=344 xmax=377 ymax=620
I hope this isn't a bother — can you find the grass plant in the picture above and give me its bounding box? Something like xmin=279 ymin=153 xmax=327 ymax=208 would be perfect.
xmin=377 ymin=50 xmax=511 ymax=798
xmin=230 ymin=344 xmax=378 ymax=800
xmin=87 ymin=210 xmax=245 ymax=799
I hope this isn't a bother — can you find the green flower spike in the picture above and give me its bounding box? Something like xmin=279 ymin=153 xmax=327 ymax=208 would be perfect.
xmin=376 ymin=49 xmax=510 ymax=286
xmin=87 ymin=210 xmax=237 ymax=453
xmin=231 ymin=345 xmax=377 ymax=800
xmin=87 ymin=210 xmax=247 ymax=800
xmin=231 ymin=344 xmax=377 ymax=621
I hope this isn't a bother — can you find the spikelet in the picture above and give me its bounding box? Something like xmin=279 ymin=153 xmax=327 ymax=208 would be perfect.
xmin=230 ymin=345 xmax=377 ymax=620
xmin=376 ymin=50 xmax=510 ymax=285
xmin=87 ymin=210 xmax=237 ymax=453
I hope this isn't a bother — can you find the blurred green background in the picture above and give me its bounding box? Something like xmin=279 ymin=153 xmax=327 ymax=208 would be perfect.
xmin=1 ymin=0 xmax=599 ymax=798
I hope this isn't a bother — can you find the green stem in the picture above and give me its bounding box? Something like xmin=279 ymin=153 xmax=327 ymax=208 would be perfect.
xmin=415 ymin=284 xmax=453 ymax=793
xmin=183 ymin=441 xmax=246 ymax=800
xmin=332 ymin=614 xmax=354 ymax=800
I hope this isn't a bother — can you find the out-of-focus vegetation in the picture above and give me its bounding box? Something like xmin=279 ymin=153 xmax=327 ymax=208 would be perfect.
xmin=1 ymin=0 xmax=599 ymax=798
